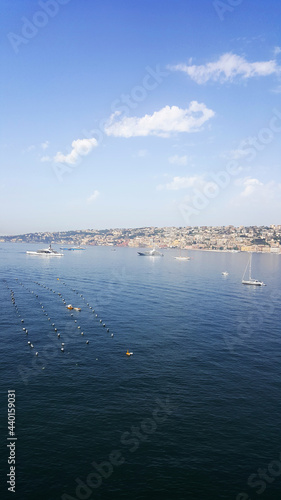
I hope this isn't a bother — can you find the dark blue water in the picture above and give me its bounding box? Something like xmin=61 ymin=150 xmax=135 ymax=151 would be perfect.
xmin=1 ymin=244 xmax=281 ymax=500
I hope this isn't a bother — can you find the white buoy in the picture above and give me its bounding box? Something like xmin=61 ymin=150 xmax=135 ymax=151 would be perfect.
xmin=35 ymin=352 xmax=38 ymax=356
xmin=28 ymin=341 xmax=31 ymax=345
xmin=111 ymin=334 xmax=114 ymax=337
xmin=61 ymin=347 xmax=64 ymax=352
xmin=86 ymin=340 xmax=89 ymax=344
xmin=61 ymin=343 xmax=65 ymax=346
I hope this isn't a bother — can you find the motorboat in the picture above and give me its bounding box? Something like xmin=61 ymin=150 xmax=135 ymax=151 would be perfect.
xmin=222 ymin=271 xmax=229 ymax=276
xmin=138 ymin=248 xmax=163 ymax=256
xmin=26 ymin=244 xmax=64 ymax=256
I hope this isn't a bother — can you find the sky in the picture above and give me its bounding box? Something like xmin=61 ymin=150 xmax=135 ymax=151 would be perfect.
xmin=1 ymin=0 xmax=281 ymax=235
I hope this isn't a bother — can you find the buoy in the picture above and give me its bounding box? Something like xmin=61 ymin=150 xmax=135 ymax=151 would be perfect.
xmin=78 ymin=326 xmax=81 ymax=329
xmin=30 ymin=344 xmax=34 ymax=348
xmin=67 ymin=304 xmax=73 ymax=310
xmin=61 ymin=343 xmax=65 ymax=346
xmin=61 ymin=348 xmax=64 ymax=352
xmin=28 ymin=341 xmax=31 ymax=345
xmin=35 ymin=352 xmax=38 ymax=356
xmin=111 ymin=334 xmax=114 ymax=337
xmin=54 ymin=328 xmax=57 ymax=332
xmin=81 ymin=332 xmax=84 ymax=335
xmin=21 ymin=319 xmax=24 ymax=323
xmin=86 ymin=340 xmax=89 ymax=344
xmin=99 ymin=319 xmax=102 ymax=323
xmin=126 ymin=350 xmax=133 ymax=356
xmin=52 ymin=323 xmax=55 ymax=326
xmin=103 ymin=324 xmax=106 ymax=327
xmin=58 ymin=333 xmax=60 ymax=338
xmin=23 ymin=327 xmax=26 ymax=331
xmin=107 ymin=328 xmax=109 ymax=332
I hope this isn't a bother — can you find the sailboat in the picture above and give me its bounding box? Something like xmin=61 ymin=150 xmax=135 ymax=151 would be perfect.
xmin=174 ymin=248 xmax=190 ymax=261
xmin=242 ymin=253 xmax=265 ymax=286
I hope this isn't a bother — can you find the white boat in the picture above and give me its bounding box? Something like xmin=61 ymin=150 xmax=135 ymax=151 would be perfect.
xmin=138 ymin=248 xmax=163 ymax=256
xmin=26 ymin=244 xmax=64 ymax=256
xmin=242 ymin=253 xmax=265 ymax=286
xmin=222 ymin=271 xmax=229 ymax=276
xmin=174 ymin=248 xmax=190 ymax=261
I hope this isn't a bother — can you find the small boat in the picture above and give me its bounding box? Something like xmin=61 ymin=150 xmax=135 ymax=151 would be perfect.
xmin=242 ymin=253 xmax=265 ymax=286
xmin=138 ymin=248 xmax=163 ymax=257
xmin=175 ymin=249 xmax=190 ymax=261
xmin=222 ymin=271 xmax=229 ymax=276
xmin=126 ymin=350 xmax=133 ymax=356
xmin=26 ymin=244 xmax=63 ymax=256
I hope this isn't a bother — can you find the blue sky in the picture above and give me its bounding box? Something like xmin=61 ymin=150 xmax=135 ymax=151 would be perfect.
xmin=1 ymin=0 xmax=281 ymax=234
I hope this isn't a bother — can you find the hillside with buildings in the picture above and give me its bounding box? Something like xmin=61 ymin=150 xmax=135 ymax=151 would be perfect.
xmin=1 ymin=225 xmax=281 ymax=253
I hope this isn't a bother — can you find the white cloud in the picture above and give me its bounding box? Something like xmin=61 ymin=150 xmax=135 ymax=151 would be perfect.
xmin=168 ymin=53 xmax=280 ymax=84
xmin=157 ymin=174 xmax=217 ymax=195
xmin=168 ymin=155 xmax=188 ymax=166
xmin=222 ymin=148 xmax=251 ymax=161
xmin=235 ymin=177 xmax=281 ymax=201
xmin=239 ymin=177 xmax=263 ymax=197
xmin=40 ymin=155 xmax=51 ymax=162
xmin=54 ymin=137 xmax=98 ymax=165
xmin=104 ymin=101 xmax=215 ymax=138
xmin=274 ymin=46 xmax=281 ymax=56
xmin=87 ymin=190 xmax=100 ymax=203
xmin=41 ymin=140 xmax=49 ymax=150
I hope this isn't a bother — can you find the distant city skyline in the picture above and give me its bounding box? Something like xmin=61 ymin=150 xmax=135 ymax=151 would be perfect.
xmin=1 ymin=0 xmax=281 ymax=235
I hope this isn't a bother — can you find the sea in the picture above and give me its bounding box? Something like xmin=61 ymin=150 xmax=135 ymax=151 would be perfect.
xmin=0 ymin=243 xmax=281 ymax=500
